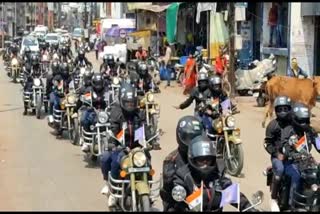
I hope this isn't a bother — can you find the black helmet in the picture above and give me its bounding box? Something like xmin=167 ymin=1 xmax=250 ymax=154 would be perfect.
xmin=78 ymin=49 xmax=85 ymax=59
xmin=209 ymin=75 xmax=222 ymax=94
xmin=128 ymin=71 xmax=140 ymax=88
xmin=52 ymin=61 xmax=60 ymax=75
xmin=104 ymin=54 xmax=114 ymax=65
xmin=197 ymin=72 xmax=208 ymax=91
xmin=138 ymin=62 xmax=148 ymax=76
xmin=274 ymin=96 xmax=292 ymax=121
xmin=60 ymin=62 xmax=69 ymax=76
xmin=91 ymin=73 xmax=105 ymax=92
xmin=25 ymin=47 xmax=31 ymax=54
xmin=188 ymin=135 xmax=217 ymax=177
xmin=119 ymin=82 xmax=138 ymax=114
xmin=83 ymin=70 xmax=93 ymax=87
xmin=52 ymin=43 xmax=59 ymax=51
xmin=176 ymin=116 xmax=204 ymax=158
xmin=292 ymin=102 xmax=311 ymax=131
xmin=61 ymin=46 xmax=68 ymax=55
xmin=31 ymin=54 xmax=39 ymax=65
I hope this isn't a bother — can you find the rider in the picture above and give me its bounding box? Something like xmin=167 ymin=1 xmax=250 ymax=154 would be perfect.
xmin=78 ymin=73 xmax=108 ymax=143
xmin=264 ymin=96 xmax=293 ymax=211
xmin=280 ymin=102 xmax=320 ymax=209
xmin=59 ymin=45 xmax=73 ymax=63
xmin=100 ymin=54 xmax=116 ymax=77
xmin=74 ymin=49 xmax=92 ymax=68
xmin=135 ymin=45 xmax=147 ymax=61
xmin=173 ymin=71 xmax=210 ymax=117
xmin=137 ymin=61 xmax=153 ymax=95
xmin=48 ymin=63 xmax=70 ymax=138
xmin=22 ymin=54 xmax=41 ymax=115
xmin=100 ymin=82 xmax=157 ymax=207
xmin=160 ymin=115 xmax=204 ymax=211
xmin=172 ymin=135 xmax=257 ymax=211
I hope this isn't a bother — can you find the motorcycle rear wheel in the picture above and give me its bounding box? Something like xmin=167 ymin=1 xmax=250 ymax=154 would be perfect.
xmin=140 ymin=195 xmax=151 ymax=212
xmin=224 ymin=142 xmax=244 ymax=177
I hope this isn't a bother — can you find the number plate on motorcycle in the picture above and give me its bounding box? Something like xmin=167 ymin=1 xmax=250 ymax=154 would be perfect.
xmin=128 ymin=167 xmax=150 ymax=173
xmin=253 ymin=92 xmax=259 ymax=98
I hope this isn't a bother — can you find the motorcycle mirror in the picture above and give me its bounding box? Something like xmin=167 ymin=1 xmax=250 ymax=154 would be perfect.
xmin=251 ymin=191 xmax=264 ymax=204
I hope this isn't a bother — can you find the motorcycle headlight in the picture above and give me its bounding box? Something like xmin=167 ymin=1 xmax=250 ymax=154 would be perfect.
xmin=33 ymin=78 xmax=41 ymax=86
xmin=147 ymin=93 xmax=154 ymax=102
xmin=98 ymin=112 xmax=108 ymax=124
xmin=311 ymin=184 xmax=318 ymax=192
xmin=67 ymin=95 xmax=76 ymax=104
xmin=113 ymin=77 xmax=120 ymax=85
xmin=42 ymin=55 xmax=48 ymax=61
xmin=80 ymin=68 xmax=86 ymax=75
xmin=171 ymin=185 xmax=187 ymax=202
xmin=226 ymin=116 xmax=235 ymax=128
xmin=213 ymin=119 xmax=223 ymax=133
xmin=11 ymin=58 xmax=18 ymax=66
xmin=133 ymin=151 xmax=147 ymax=167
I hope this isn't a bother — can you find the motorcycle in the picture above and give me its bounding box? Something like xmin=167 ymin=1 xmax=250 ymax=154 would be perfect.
xmin=171 ymin=183 xmax=264 ymax=211
xmin=9 ymin=55 xmax=22 ymax=83
xmin=202 ymin=98 xmax=244 ymax=176
xmin=264 ymin=136 xmax=320 ymax=211
xmin=106 ymin=125 xmax=161 ymax=211
xmin=52 ymin=91 xmax=79 ymax=144
xmin=235 ymin=54 xmax=276 ymax=96
xmin=22 ymin=70 xmax=49 ymax=119
xmin=146 ymin=56 xmax=161 ymax=85
xmin=139 ymin=92 xmax=160 ymax=136
xmin=78 ymin=91 xmax=111 ymax=161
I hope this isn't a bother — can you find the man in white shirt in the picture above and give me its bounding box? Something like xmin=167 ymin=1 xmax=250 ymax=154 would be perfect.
xmin=163 ymin=41 xmax=172 ymax=88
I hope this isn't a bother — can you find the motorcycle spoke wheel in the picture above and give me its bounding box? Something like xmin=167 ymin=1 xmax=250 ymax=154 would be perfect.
xmin=224 ymin=143 xmax=244 ymax=177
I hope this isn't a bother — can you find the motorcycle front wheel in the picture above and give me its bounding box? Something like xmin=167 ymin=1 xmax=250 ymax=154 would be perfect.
xmin=224 ymin=142 xmax=244 ymax=177
xmin=36 ymin=95 xmax=42 ymax=119
xmin=139 ymin=195 xmax=151 ymax=212
xmin=71 ymin=118 xmax=79 ymax=145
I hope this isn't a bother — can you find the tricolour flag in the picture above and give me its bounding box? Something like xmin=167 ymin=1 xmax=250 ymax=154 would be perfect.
xmin=116 ymin=129 xmax=124 ymax=142
xmin=219 ymin=183 xmax=240 ymax=208
xmin=315 ymin=135 xmax=320 ymax=150
xmin=294 ymin=135 xmax=307 ymax=152
xmin=186 ymin=182 xmax=203 ymax=211
xmin=221 ymin=98 xmax=231 ymax=114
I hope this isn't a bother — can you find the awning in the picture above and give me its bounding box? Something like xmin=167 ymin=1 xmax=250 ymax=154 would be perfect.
xmin=129 ymin=30 xmax=153 ymax=38
xmin=166 ymin=3 xmax=181 ymax=44
xmin=127 ymin=3 xmax=171 ymax=13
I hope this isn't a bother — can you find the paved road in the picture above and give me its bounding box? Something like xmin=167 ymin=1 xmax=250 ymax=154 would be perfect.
xmin=1 ymin=52 xmax=320 ymax=211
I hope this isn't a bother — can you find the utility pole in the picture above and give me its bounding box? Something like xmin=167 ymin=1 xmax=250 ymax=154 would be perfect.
xmin=228 ymin=2 xmax=236 ymax=98
xmin=14 ymin=2 xmax=16 ymax=37
xmin=84 ymin=2 xmax=87 ymax=28
xmin=1 ymin=2 xmax=4 ymax=49
xmin=58 ymin=3 xmax=61 ymax=28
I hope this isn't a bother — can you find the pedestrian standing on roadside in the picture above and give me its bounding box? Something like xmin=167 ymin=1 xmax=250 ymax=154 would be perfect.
xmin=163 ymin=41 xmax=172 ymax=88
xmin=94 ymin=38 xmax=99 ymax=60
xmin=268 ymin=3 xmax=278 ymax=47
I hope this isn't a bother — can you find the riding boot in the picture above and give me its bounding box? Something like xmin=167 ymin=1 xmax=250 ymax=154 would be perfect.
xmin=271 ymin=176 xmax=281 ymax=199
xmin=270 ymin=176 xmax=281 ymax=212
